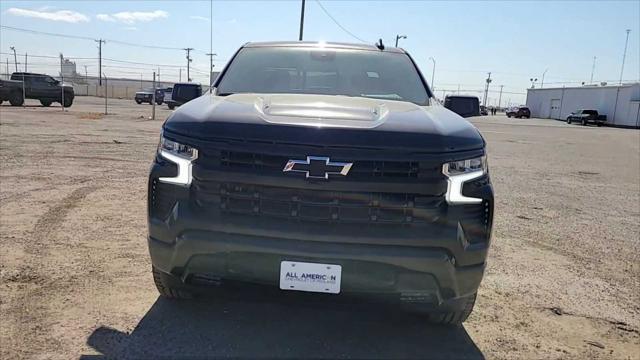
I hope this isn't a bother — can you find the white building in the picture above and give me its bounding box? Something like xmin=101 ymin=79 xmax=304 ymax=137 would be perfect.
xmin=526 ymin=83 xmax=640 ymax=128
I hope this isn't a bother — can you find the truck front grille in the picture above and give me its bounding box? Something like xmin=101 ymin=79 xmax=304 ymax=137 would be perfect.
xmin=193 ymin=181 xmax=444 ymax=225
xmin=218 ymin=150 xmax=422 ymax=178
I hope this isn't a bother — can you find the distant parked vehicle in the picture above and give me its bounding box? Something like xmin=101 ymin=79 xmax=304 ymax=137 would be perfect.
xmin=163 ymin=87 xmax=173 ymax=104
xmin=0 ymin=72 xmax=74 ymax=107
xmin=506 ymin=106 xmax=531 ymax=118
xmin=166 ymin=83 xmax=202 ymax=110
xmin=444 ymin=95 xmax=480 ymax=117
xmin=135 ymin=88 xmax=164 ymax=105
xmin=566 ymin=109 xmax=606 ymax=126
xmin=480 ymin=105 xmax=488 ymax=116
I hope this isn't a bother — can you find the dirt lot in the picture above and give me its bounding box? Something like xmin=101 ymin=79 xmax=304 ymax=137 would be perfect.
xmin=1 ymin=96 xmax=638 ymax=359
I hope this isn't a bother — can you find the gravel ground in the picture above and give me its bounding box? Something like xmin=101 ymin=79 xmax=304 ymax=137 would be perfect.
xmin=1 ymin=97 xmax=638 ymax=359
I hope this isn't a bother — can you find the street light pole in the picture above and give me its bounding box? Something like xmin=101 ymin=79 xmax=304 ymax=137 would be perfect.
xmin=395 ymin=35 xmax=407 ymax=47
xmin=483 ymin=72 xmax=492 ymax=107
xmin=428 ymin=57 xmax=436 ymax=90
xmin=10 ymin=46 xmax=17 ymax=72
xmin=498 ymin=85 xmax=504 ymax=109
xmin=590 ymin=56 xmax=596 ymax=84
xmin=299 ymin=0 xmax=306 ymax=41
xmin=184 ymin=48 xmax=193 ymax=82
xmin=619 ymin=29 xmax=631 ymax=85
xmin=541 ymin=68 xmax=548 ymax=88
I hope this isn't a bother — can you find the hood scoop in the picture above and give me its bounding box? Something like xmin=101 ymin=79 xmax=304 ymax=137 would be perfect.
xmin=254 ymin=94 xmax=389 ymax=129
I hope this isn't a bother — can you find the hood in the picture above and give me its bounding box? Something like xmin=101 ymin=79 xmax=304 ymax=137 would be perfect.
xmin=163 ymin=93 xmax=484 ymax=153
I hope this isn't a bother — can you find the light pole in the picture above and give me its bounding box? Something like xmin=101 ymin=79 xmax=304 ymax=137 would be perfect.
xmin=483 ymin=72 xmax=492 ymax=107
xmin=10 ymin=46 xmax=17 ymax=72
xmin=299 ymin=0 xmax=306 ymax=41
xmin=395 ymin=35 xmax=407 ymax=47
xmin=428 ymin=57 xmax=436 ymax=90
xmin=541 ymin=68 xmax=548 ymax=88
xmin=619 ymin=29 xmax=631 ymax=85
xmin=590 ymin=56 xmax=596 ymax=84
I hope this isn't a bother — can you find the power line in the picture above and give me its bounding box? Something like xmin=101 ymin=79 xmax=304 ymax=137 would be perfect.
xmin=1 ymin=25 xmax=192 ymax=52
xmin=314 ymin=0 xmax=367 ymax=43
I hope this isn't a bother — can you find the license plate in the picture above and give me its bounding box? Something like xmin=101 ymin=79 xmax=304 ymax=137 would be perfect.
xmin=279 ymin=261 xmax=342 ymax=294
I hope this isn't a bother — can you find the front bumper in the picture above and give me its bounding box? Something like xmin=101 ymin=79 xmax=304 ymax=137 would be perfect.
xmin=147 ymin=151 xmax=494 ymax=309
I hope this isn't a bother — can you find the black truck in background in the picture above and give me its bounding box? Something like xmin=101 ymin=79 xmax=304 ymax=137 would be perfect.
xmin=0 ymin=72 xmax=74 ymax=107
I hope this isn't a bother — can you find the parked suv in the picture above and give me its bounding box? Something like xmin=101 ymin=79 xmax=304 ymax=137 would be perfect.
xmin=0 ymin=72 xmax=74 ymax=107
xmin=165 ymin=83 xmax=202 ymax=109
xmin=566 ymin=109 xmax=606 ymax=126
xmin=445 ymin=95 xmax=480 ymax=118
xmin=135 ymin=88 xmax=164 ymax=105
xmin=148 ymin=41 xmax=494 ymax=325
xmin=506 ymin=106 xmax=530 ymax=118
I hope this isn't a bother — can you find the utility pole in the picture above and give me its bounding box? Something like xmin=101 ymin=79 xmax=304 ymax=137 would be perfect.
xmin=541 ymin=68 xmax=548 ymax=88
xmin=84 ymin=65 xmax=88 ymax=81
xmin=24 ymin=53 xmax=27 ymax=72
xmin=179 ymin=68 xmax=182 ymax=82
xmin=10 ymin=47 xmax=17 ymax=72
xmin=184 ymin=48 xmax=193 ymax=82
xmin=590 ymin=56 xmax=596 ymax=84
xmin=103 ymin=73 xmax=108 ymax=115
xmin=498 ymin=85 xmax=504 ymax=109
xmin=299 ymin=0 xmax=306 ymax=41
xmin=5 ymin=58 xmax=8 ymax=78
xmin=206 ymin=53 xmax=217 ymax=88
xmin=619 ymin=29 xmax=631 ymax=85
xmin=157 ymin=67 xmax=160 ymax=85
xmin=95 ymin=39 xmax=105 ymax=85
xmin=429 ymin=57 xmax=436 ymax=90
xmin=395 ymin=35 xmax=407 ymax=47
xmin=152 ymin=71 xmax=156 ymax=120
xmin=483 ymin=72 xmax=492 ymax=107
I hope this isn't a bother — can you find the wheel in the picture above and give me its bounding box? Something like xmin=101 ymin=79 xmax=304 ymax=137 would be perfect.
xmin=0 ymin=100 xmax=3 ymax=105
xmin=428 ymin=293 xmax=477 ymax=326
xmin=596 ymin=122 xmax=602 ymax=127
xmin=168 ymin=103 xmax=175 ymax=110
xmin=135 ymin=99 xmax=142 ymax=104
xmin=156 ymin=100 xmax=163 ymax=105
xmin=9 ymin=91 xmax=24 ymax=106
xmin=62 ymin=95 xmax=73 ymax=108
xmin=40 ymin=99 xmax=52 ymax=107
xmin=567 ymin=117 xmax=571 ymax=124
xmin=152 ymin=267 xmax=193 ymax=299
xmin=582 ymin=119 xmax=587 ymax=126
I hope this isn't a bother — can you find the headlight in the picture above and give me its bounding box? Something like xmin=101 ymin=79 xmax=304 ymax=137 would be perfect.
xmin=442 ymin=156 xmax=487 ymax=204
xmin=443 ymin=156 xmax=486 ymax=177
xmin=157 ymin=133 xmax=198 ymax=186
xmin=158 ymin=135 xmax=198 ymax=160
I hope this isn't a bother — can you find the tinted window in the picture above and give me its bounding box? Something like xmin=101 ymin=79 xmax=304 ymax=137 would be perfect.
xmin=583 ymin=110 xmax=597 ymax=115
xmin=175 ymin=85 xmax=200 ymax=100
xmin=217 ymin=47 xmax=429 ymax=105
xmin=445 ymin=97 xmax=480 ymax=117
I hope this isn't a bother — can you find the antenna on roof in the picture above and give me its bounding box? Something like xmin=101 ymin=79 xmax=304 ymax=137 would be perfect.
xmin=376 ymin=39 xmax=385 ymax=50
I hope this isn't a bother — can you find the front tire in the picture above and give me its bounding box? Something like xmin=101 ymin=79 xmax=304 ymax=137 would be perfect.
xmin=567 ymin=117 xmax=571 ymax=124
xmin=40 ymin=99 xmax=52 ymax=107
xmin=152 ymin=267 xmax=192 ymax=299
xmin=9 ymin=91 xmax=24 ymax=106
xmin=168 ymin=103 xmax=175 ymax=110
xmin=428 ymin=293 xmax=477 ymax=326
xmin=582 ymin=119 xmax=587 ymax=126
xmin=135 ymin=99 xmax=142 ymax=104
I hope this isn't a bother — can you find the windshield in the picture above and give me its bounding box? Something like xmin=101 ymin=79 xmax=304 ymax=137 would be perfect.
xmin=216 ymin=47 xmax=429 ymax=105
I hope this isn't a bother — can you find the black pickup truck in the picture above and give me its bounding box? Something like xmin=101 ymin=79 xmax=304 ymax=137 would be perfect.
xmin=148 ymin=41 xmax=494 ymax=325
xmin=566 ymin=109 xmax=607 ymax=126
xmin=0 ymin=72 xmax=74 ymax=107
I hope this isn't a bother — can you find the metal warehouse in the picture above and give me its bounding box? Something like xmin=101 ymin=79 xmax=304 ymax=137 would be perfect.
xmin=526 ymin=83 xmax=640 ymax=128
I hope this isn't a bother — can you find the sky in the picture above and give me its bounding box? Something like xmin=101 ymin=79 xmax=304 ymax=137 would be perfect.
xmin=0 ymin=0 xmax=638 ymax=106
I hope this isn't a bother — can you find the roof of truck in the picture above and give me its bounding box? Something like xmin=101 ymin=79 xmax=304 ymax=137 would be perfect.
xmin=243 ymin=41 xmax=406 ymax=53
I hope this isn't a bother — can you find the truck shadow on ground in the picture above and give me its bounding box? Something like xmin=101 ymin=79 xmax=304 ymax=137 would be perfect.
xmin=83 ymin=289 xmax=484 ymax=359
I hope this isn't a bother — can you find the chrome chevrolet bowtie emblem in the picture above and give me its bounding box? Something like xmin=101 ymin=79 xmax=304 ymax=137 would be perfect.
xmin=283 ymin=156 xmax=353 ymax=179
